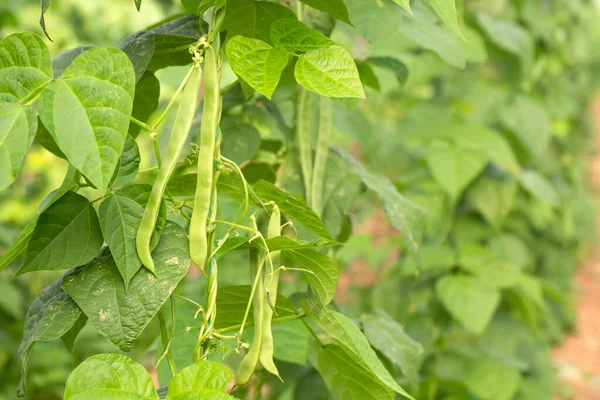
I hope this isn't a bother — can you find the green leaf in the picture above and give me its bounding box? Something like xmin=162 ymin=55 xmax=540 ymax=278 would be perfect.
xmin=424 ymin=140 xmax=488 ymax=201
xmin=435 ymin=275 xmax=500 ymax=335
xmin=61 ymin=313 xmax=88 ymax=352
xmin=62 ymin=222 xmax=190 ymax=351
xmin=270 ymin=19 xmax=334 ymax=52
xmin=0 ymin=102 xmax=37 ymax=191
xmin=477 ymin=13 xmax=534 ymax=80
xmin=0 ymin=278 xmax=23 ymax=318
xmin=468 ymin=175 xmax=517 ymax=227
xmin=366 ymin=57 xmax=409 ymax=86
xmin=52 ymin=46 xmax=92 ymax=78
xmin=392 ymin=0 xmax=412 ymax=14
xmin=35 ymin=117 xmax=66 ymax=158
xmin=135 ymin=0 xmax=142 ymax=11
xmin=399 ymin=3 xmax=465 ymax=68
xmin=332 ymin=148 xmax=426 ymax=252
xmin=518 ymin=171 xmax=558 ymax=207
xmin=272 ymin=319 xmax=310 ymax=365
xmin=0 ymin=32 xmax=53 ymax=102
xmin=167 ymin=360 xmax=233 ymax=399
xmin=215 ymin=285 xmax=297 ymax=330
xmin=226 ymin=36 xmax=289 ymax=99
xmin=361 ymin=311 xmax=424 ymax=382
xmin=223 ymin=0 xmax=297 ymax=44
xmin=39 ymin=0 xmax=52 ymax=41
xmin=311 ymin=344 xmax=397 ymax=400
xmin=500 ymin=95 xmax=551 ymax=162
xmin=64 ymin=353 xmax=159 ymax=400
xmin=220 ymin=117 xmax=262 ymax=165
xmin=295 ymin=46 xmax=365 ymax=99
xmin=39 ymin=47 xmax=136 ymax=190
xmin=129 ymin=71 xmax=160 ymax=137
xmin=98 ymin=184 xmax=167 ymax=289
xmin=148 ymin=15 xmax=203 ymax=71
xmin=285 ymin=249 xmax=339 ymax=304
xmin=110 ymin=135 xmax=141 ymax=188
xmin=464 ymin=357 xmax=522 ymax=400
xmin=18 ymin=275 xmax=82 ymax=397
xmin=298 ymin=0 xmax=351 ymax=24
xmin=302 ymin=300 xmax=413 ymax=399
xmin=17 ymin=191 xmax=104 ymax=275
xmin=430 ymin=0 xmax=464 ymax=39
xmin=254 ymin=180 xmax=332 ymax=239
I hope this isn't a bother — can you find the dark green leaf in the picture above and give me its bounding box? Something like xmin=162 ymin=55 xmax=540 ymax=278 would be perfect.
xmin=223 ymin=0 xmax=297 ymax=44
xmin=129 ymin=72 xmax=160 ymax=137
xmin=17 ymin=191 xmax=104 ymax=275
xmin=110 ymin=135 xmax=141 ymax=188
xmin=52 ymin=46 xmax=92 ymax=78
xmin=285 ymin=249 xmax=339 ymax=304
xmin=298 ymin=0 xmax=351 ymax=24
xmin=62 ymin=222 xmax=190 ymax=351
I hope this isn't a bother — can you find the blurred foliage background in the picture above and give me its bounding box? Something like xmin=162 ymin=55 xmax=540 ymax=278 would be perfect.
xmin=2 ymin=0 xmax=600 ymax=399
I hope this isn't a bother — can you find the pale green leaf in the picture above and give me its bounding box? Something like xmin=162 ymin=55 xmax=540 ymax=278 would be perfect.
xmin=464 ymin=357 xmax=522 ymax=400
xmin=424 ymin=140 xmax=488 ymax=201
xmin=295 ymin=46 xmax=365 ymax=99
xmin=167 ymin=360 xmax=233 ymax=399
xmin=0 ymin=102 xmax=37 ymax=191
xmin=226 ymin=36 xmax=289 ymax=99
xmin=302 ymin=300 xmax=413 ymax=399
xmin=468 ymin=175 xmax=517 ymax=227
xmin=272 ymin=320 xmax=310 ymax=365
xmin=430 ymin=0 xmax=464 ymax=39
xmin=392 ymin=0 xmax=412 ymax=14
xmin=298 ymin=0 xmax=351 ymax=24
xmin=435 ymin=275 xmax=500 ymax=335
xmin=220 ymin=116 xmax=261 ymax=165
xmin=52 ymin=46 xmax=92 ymax=78
xmin=64 ymin=353 xmax=159 ymax=400
xmin=0 ymin=32 xmax=53 ymax=102
xmin=518 ymin=171 xmax=558 ymax=207
xmin=270 ymin=19 xmax=334 ymax=52
xmin=98 ymin=184 xmax=167 ymax=289
xmin=17 ymin=191 xmax=104 ymax=275
xmin=62 ymin=222 xmax=190 ymax=351
xmin=361 ymin=311 xmax=424 ymax=382
xmin=39 ymin=47 xmax=135 ymax=190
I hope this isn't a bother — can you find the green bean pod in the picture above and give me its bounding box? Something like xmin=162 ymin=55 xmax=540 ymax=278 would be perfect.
xmin=310 ymin=96 xmax=332 ymax=218
xmin=235 ymin=248 xmax=264 ymax=386
xmin=136 ymin=66 xmax=202 ymax=274
xmin=190 ymin=45 xmax=219 ymax=270
xmin=259 ymin=205 xmax=282 ymax=378
xmin=298 ymin=89 xmax=313 ymax=202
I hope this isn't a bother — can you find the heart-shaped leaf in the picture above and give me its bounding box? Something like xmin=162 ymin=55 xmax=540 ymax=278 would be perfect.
xmin=295 ymin=46 xmax=365 ymax=98
xmin=39 ymin=47 xmax=135 ymax=191
xmin=62 ymin=222 xmax=190 ymax=351
xmin=17 ymin=191 xmax=104 ymax=275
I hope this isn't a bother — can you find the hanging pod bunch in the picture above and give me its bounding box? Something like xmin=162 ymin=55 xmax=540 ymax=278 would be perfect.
xmin=136 ymin=63 xmax=203 ymax=274
xmin=190 ymin=44 xmax=220 ymax=271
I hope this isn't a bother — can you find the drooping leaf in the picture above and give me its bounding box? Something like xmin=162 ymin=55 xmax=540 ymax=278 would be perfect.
xmin=128 ymin=71 xmax=160 ymax=137
xmin=110 ymin=135 xmax=141 ymax=188
xmin=332 ymin=148 xmax=426 ymax=252
xmin=223 ymin=0 xmax=297 ymax=44
xmin=39 ymin=47 xmax=136 ymax=190
xmin=270 ymin=18 xmax=334 ymax=52
xmin=430 ymin=0 xmax=464 ymax=39
xmin=435 ymin=275 xmax=500 ymax=335
xmin=18 ymin=275 xmax=82 ymax=396
xmin=424 ymin=140 xmax=488 ymax=201
xmin=302 ymin=300 xmax=413 ymax=399
xmin=294 ymin=46 xmax=365 ymax=99
xmin=226 ymin=36 xmax=289 ymax=99
xmin=361 ymin=311 xmax=424 ymax=382
xmin=62 ymin=222 xmax=190 ymax=351
xmin=61 ymin=313 xmax=88 ymax=352
xmin=285 ymin=249 xmax=339 ymax=304
xmin=0 ymin=103 xmax=37 ymax=191
xmin=63 ymin=353 xmax=159 ymax=400
xmin=167 ymin=360 xmax=234 ymax=399
xmin=298 ymin=0 xmax=351 ymax=24
xmin=215 ymin=285 xmax=297 ymax=330
xmin=0 ymin=32 xmax=53 ymax=102
xmin=17 ymin=191 xmax=104 ymax=275
xmin=254 ymin=180 xmax=332 ymax=239
xmin=39 ymin=0 xmax=52 ymax=41
xmin=98 ymin=184 xmax=167 ymax=289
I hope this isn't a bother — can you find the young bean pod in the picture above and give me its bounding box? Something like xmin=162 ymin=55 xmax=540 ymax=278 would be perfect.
xmin=310 ymin=96 xmax=332 ymax=218
xmin=298 ymin=89 xmax=313 ymax=202
xmin=190 ymin=45 xmax=220 ymax=270
xmin=259 ymin=205 xmax=282 ymax=378
xmin=235 ymin=248 xmax=265 ymax=386
xmin=136 ymin=66 xmax=202 ymax=273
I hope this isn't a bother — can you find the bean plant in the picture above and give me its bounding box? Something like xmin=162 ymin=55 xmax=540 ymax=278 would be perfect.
xmin=0 ymin=0 xmax=599 ymax=399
